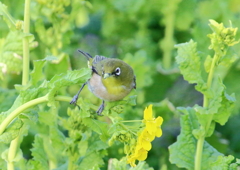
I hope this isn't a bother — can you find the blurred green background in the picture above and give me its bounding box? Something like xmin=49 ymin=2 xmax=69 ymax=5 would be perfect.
xmin=1 ymin=0 xmax=240 ymax=169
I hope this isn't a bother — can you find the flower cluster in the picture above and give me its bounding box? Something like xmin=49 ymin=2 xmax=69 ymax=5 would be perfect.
xmin=127 ymin=104 xmax=163 ymax=167
xmin=208 ymin=20 xmax=239 ymax=55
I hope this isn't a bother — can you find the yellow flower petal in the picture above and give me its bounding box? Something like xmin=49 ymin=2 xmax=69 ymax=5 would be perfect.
xmin=142 ymin=140 xmax=152 ymax=151
xmin=146 ymin=122 xmax=155 ymax=135
xmin=136 ymin=148 xmax=148 ymax=161
xmin=144 ymin=104 xmax=153 ymax=120
xmin=142 ymin=129 xmax=155 ymax=141
xmin=155 ymin=116 xmax=163 ymax=126
xmin=155 ymin=128 xmax=162 ymax=137
xmin=127 ymin=155 xmax=136 ymax=167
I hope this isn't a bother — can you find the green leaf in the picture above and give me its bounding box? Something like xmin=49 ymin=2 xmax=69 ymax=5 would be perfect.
xmin=47 ymin=68 xmax=91 ymax=106
xmin=0 ymin=130 xmax=19 ymax=144
xmin=0 ymin=118 xmax=23 ymax=143
xmin=82 ymin=118 xmax=109 ymax=141
xmin=169 ymin=108 xmax=223 ymax=170
xmin=210 ymin=155 xmax=237 ymax=170
xmin=0 ymin=30 xmax=36 ymax=76
xmin=30 ymin=57 xmax=58 ymax=86
xmin=213 ymin=92 xmax=235 ymax=125
xmin=44 ymin=54 xmax=69 ymax=80
xmin=0 ymin=2 xmax=16 ymax=29
xmin=108 ymin=158 xmax=154 ymax=170
xmin=87 ymin=133 xmax=108 ymax=153
xmin=175 ymin=40 xmax=206 ymax=93
xmin=78 ymin=151 xmax=104 ymax=170
xmin=0 ymin=88 xmax=17 ymax=112
xmin=204 ymin=55 xmax=212 ymax=73
xmin=30 ymin=135 xmax=49 ymax=170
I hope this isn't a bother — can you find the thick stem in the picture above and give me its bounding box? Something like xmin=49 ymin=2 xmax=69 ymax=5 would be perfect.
xmin=0 ymin=95 xmax=72 ymax=135
xmin=22 ymin=0 xmax=31 ymax=85
xmin=194 ymin=135 xmax=204 ymax=170
xmin=7 ymin=135 xmax=20 ymax=170
xmin=8 ymin=0 xmax=31 ymax=168
xmin=162 ymin=12 xmax=175 ymax=69
xmin=161 ymin=0 xmax=182 ymax=69
xmin=194 ymin=54 xmax=219 ymax=170
xmin=0 ymin=96 xmax=48 ymax=135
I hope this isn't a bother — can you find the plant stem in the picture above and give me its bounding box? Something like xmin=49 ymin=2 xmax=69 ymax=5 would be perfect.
xmin=121 ymin=120 xmax=142 ymax=123
xmin=0 ymin=96 xmax=48 ymax=135
xmin=7 ymin=136 xmax=19 ymax=170
xmin=22 ymin=0 xmax=31 ymax=85
xmin=162 ymin=12 xmax=175 ymax=69
xmin=8 ymin=0 xmax=31 ymax=168
xmin=0 ymin=95 xmax=72 ymax=135
xmin=195 ymin=54 xmax=218 ymax=170
xmin=161 ymin=0 xmax=182 ymax=69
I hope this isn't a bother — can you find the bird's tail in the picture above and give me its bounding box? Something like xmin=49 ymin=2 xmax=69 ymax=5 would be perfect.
xmin=78 ymin=49 xmax=93 ymax=60
xmin=78 ymin=49 xmax=94 ymax=68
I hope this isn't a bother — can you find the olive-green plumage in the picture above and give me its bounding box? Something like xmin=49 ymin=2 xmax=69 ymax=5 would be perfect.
xmin=70 ymin=50 xmax=136 ymax=115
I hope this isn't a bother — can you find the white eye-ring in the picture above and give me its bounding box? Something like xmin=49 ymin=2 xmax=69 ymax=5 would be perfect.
xmin=115 ymin=67 xmax=121 ymax=76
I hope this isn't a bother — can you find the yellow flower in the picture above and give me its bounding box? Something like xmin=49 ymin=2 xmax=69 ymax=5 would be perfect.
xmin=138 ymin=129 xmax=153 ymax=151
xmin=143 ymin=104 xmax=163 ymax=137
xmin=127 ymin=155 xmax=137 ymax=167
xmin=127 ymin=144 xmax=148 ymax=167
xmin=127 ymin=104 xmax=163 ymax=167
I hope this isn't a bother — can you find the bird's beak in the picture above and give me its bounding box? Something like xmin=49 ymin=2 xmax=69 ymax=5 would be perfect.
xmin=103 ymin=73 xmax=111 ymax=79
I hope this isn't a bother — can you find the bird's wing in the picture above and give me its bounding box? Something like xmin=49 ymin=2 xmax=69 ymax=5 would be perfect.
xmin=92 ymin=55 xmax=107 ymax=75
xmin=92 ymin=55 xmax=107 ymax=65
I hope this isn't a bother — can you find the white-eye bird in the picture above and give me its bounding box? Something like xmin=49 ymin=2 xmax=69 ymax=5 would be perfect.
xmin=70 ymin=50 xmax=136 ymax=115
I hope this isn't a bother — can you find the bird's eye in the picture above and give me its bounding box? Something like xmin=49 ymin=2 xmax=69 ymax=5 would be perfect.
xmin=115 ymin=67 xmax=121 ymax=76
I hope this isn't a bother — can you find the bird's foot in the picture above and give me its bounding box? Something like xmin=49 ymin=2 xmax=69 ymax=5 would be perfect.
xmin=70 ymin=95 xmax=81 ymax=110
xmin=70 ymin=94 xmax=79 ymax=105
xmin=96 ymin=101 xmax=105 ymax=116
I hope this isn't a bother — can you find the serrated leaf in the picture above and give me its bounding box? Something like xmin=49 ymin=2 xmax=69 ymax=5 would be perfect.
xmin=0 ymin=30 xmax=36 ymax=75
xmin=213 ymin=92 xmax=235 ymax=125
xmin=87 ymin=133 xmax=108 ymax=153
xmin=169 ymin=108 xmax=223 ymax=170
xmin=30 ymin=57 xmax=58 ymax=86
xmin=30 ymin=135 xmax=49 ymax=170
xmin=0 ymin=88 xmax=17 ymax=112
xmin=193 ymin=78 xmax=226 ymax=136
xmin=175 ymin=40 xmax=206 ymax=93
xmin=47 ymin=68 xmax=91 ymax=106
xmin=82 ymin=118 xmax=109 ymax=141
xmin=0 ymin=130 xmax=19 ymax=144
xmin=0 ymin=2 xmax=16 ymax=29
xmin=49 ymin=126 xmax=65 ymax=153
xmin=210 ymin=155 xmax=236 ymax=170
xmin=78 ymin=152 xmax=104 ymax=170
xmin=204 ymin=55 xmax=212 ymax=73
xmin=0 ymin=118 xmax=23 ymax=143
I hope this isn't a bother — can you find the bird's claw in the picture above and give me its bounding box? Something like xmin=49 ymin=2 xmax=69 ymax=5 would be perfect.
xmin=70 ymin=95 xmax=78 ymax=105
xmin=96 ymin=102 xmax=105 ymax=116
xmin=70 ymin=95 xmax=81 ymax=110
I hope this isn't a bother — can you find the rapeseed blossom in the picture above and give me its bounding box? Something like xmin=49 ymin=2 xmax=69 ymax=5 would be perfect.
xmin=127 ymin=105 xmax=163 ymax=167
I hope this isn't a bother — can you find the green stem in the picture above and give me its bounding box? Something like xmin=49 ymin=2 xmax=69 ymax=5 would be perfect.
xmin=162 ymin=12 xmax=175 ymax=69
xmin=7 ymin=135 xmax=20 ymax=170
xmin=68 ymin=155 xmax=75 ymax=170
xmin=194 ymin=54 xmax=218 ymax=170
xmin=121 ymin=120 xmax=142 ymax=123
xmin=161 ymin=0 xmax=182 ymax=69
xmin=0 ymin=95 xmax=72 ymax=135
xmin=8 ymin=0 xmax=31 ymax=167
xmin=0 ymin=96 xmax=48 ymax=135
xmin=22 ymin=0 xmax=31 ymax=85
